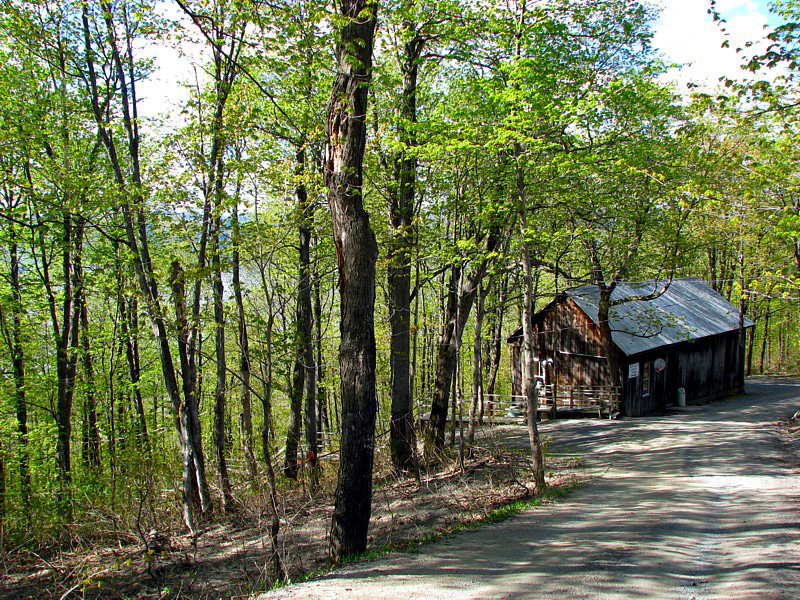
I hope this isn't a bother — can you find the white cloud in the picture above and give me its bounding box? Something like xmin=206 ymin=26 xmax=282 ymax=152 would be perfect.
xmin=136 ymin=5 xmax=209 ymax=126
xmin=652 ymin=0 xmax=773 ymax=91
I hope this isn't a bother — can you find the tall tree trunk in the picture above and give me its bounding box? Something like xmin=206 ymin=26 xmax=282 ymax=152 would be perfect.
xmin=517 ymin=160 xmax=546 ymax=493
xmin=485 ymin=274 xmax=509 ymax=421
xmin=468 ymin=281 xmax=490 ymax=446
xmin=298 ymin=151 xmax=318 ymax=484
xmin=760 ymin=298 xmax=770 ymax=374
xmin=427 ymin=229 xmax=500 ymax=451
xmin=79 ymin=285 xmax=101 ymax=469
xmin=286 ymin=148 xmax=317 ymax=481
xmin=1 ymin=237 xmax=31 ymax=514
xmin=0 ymin=437 xmax=4 ymax=525
xmin=746 ymin=310 xmax=756 ymax=377
xmin=314 ymin=271 xmax=329 ymax=434
xmin=212 ymin=215 xmax=233 ymax=511
xmin=261 ymin=290 xmax=285 ymax=581
xmin=82 ymin=3 xmax=211 ymax=531
xmin=120 ymin=291 xmax=149 ymax=451
xmin=285 ymin=343 xmax=304 ymax=480
xmin=39 ymin=212 xmax=82 ymax=508
xmin=324 ymin=0 xmax=379 ymax=564
xmin=387 ymin=27 xmax=423 ymax=473
xmin=232 ymin=203 xmax=258 ymax=484
xmin=170 ymin=261 xmax=211 ymax=528
xmin=737 ymin=241 xmax=746 ymax=393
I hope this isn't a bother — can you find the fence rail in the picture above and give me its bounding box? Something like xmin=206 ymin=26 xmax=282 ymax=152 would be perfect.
xmin=540 ymin=384 xmax=620 ymax=418
xmin=419 ymin=384 xmax=621 ymax=423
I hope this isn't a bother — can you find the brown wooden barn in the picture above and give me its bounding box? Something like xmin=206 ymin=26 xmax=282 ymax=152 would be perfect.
xmin=508 ymin=278 xmax=754 ymax=417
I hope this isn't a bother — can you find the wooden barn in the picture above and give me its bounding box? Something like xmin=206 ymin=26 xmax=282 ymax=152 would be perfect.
xmin=508 ymin=278 xmax=754 ymax=417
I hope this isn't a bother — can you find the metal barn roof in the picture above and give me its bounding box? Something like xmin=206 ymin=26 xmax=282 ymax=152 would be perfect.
xmin=566 ymin=277 xmax=754 ymax=357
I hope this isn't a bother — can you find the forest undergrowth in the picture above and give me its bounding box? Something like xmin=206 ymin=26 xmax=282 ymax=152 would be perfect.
xmin=0 ymin=428 xmax=586 ymax=599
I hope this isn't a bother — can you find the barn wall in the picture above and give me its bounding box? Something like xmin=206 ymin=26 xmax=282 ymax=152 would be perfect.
xmin=532 ymin=297 xmax=615 ymax=390
xmin=622 ymin=352 xmax=669 ymax=417
xmin=671 ymin=330 xmax=743 ymax=402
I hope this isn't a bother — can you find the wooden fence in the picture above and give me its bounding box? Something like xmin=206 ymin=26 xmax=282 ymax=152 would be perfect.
xmin=420 ymin=384 xmax=621 ymax=424
xmin=539 ymin=384 xmax=620 ymax=418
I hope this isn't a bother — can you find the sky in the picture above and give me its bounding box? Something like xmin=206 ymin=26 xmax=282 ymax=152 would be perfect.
xmin=652 ymin=0 xmax=779 ymax=89
xmin=138 ymin=0 xmax=783 ymax=122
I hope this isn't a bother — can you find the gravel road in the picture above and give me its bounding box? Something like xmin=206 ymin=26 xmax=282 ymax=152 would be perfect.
xmin=260 ymin=377 xmax=800 ymax=599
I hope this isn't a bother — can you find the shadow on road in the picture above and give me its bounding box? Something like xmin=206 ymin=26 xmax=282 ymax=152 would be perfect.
xmin=266 ymin=377 xmax=800 ymax=599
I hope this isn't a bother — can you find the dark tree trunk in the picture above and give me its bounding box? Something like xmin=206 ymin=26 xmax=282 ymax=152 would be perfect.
xmin=0 ymin=437 xmax=4 ymax=524
xmin=40 ymin=212 xmax=82 ymax=508
xmin=212 ymin=215 xmax=233 ymax=511
xmin=285 ymin=334 xmax=304 ymax=480
xmin=232 ymin=203 xmax=258 ymax=484
xmin=324 ymin=0 xmax=379 ymax=564
xmin=427 ymin=229 xmax=500 ymax=451
xmin=760 ymin=298 xmax=770 ymax=374
xmin=286 ymin=148 xmax=317 ymax=481
xmin=314 ymin=271 xmax=329 ymax=434
xmin=170 ymin=261 xmax=212 ymax=528
xmin=2 ymin=238 xmax=31 ymax=513
xmin=468 ymin=281 xmax=491 ymax=446
xmin=708 ymin=247 xmax=718 ymax=291
xmin=597 ymin=288 xmax=622 ymax=390
xmin=79 ymin=285 xmax=101 ymax=469
xmin=261 ymin=291 xmax=285 ymax=581
xmin=386 ymin=31 xmax=424 ymax=473
xmin=297 ymin=155 xmax=318 ymax=483
xmin=485 ymin=274 xmax=509 ymax=420
xmin=120 ymin=291 xmax=149 ymax=451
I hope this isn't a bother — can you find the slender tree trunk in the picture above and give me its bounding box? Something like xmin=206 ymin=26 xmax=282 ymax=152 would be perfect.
xmin=485 ymin=275 xmax=509 ymax=421
xmin=120 ymin=292 xmax=149 ymax=451
xmin=737 ymin=241 xmax=747 ymax=393
xmin=285 ymin=344 xmax=304 ymax=480
xmin=324 ymin=0 xmax=379 ymax=564
xmin=261 ymin=293 xmax=285 ymax=581
xmin=468 ymin=282 xmax=490 ymax=446
xmin=170 ymin=261 xmax=211 ymax=528
xmin=79 ymin=286 xmax=101 ymax=469
xmin=212 ymin=216 xmax=233 ymax=511
xmin=386 ymin=28 xmax=423 ymax=473
xmin=760 ymin=298 xmax=770 ymax=374
xmin=597 ymin=289 xmax=622 ymax=390
xmin=40 ymin=212 xmax=82 ymax=509
xmin=518 ymin=199 xmax=546 ymax=493
xmin=232 ymin=204 xmax=258 ymax=484
xmin=746 ymin=310 xmax=756 ymax=376
xmin=314 ymin=271 xmax=329 ymax=434
xmin=286 ymin=148 xmax=318 ymax=482
xmin=297 ymin=148 xmax=318 ymax=485
xmin=3 ymin=238 xmax=31 ymax=514
xmin=708 ymin=247 xmax=718 ymax=291
xmin=449 ymin=343 xmax=459 ymax=449
xmin=428 ymin=229 xmax=500 ymax=451
xmin=0 ymin=437 xmax=4 ymax=525
xmin=82 ymin=3 xmax=211 ymax=531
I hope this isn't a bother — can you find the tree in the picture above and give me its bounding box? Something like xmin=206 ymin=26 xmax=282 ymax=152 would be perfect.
xmin=324 ymin=0 xmax=379 ymax=564
xmin=79 ymin=0 xmax=212 ymax=532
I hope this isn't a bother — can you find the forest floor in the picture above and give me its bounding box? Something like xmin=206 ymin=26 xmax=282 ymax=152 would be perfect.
xmin=0 ymin=425 xmax=586 ymax=599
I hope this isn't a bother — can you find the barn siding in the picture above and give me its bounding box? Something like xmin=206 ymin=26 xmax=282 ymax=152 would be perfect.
xmin=511 ymin=293 xmax=748 ymax=418
xmin=668 ymin=330 xmax=743 ymax=403
xmin=533 ymin=297 xmax=613 ymax=391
